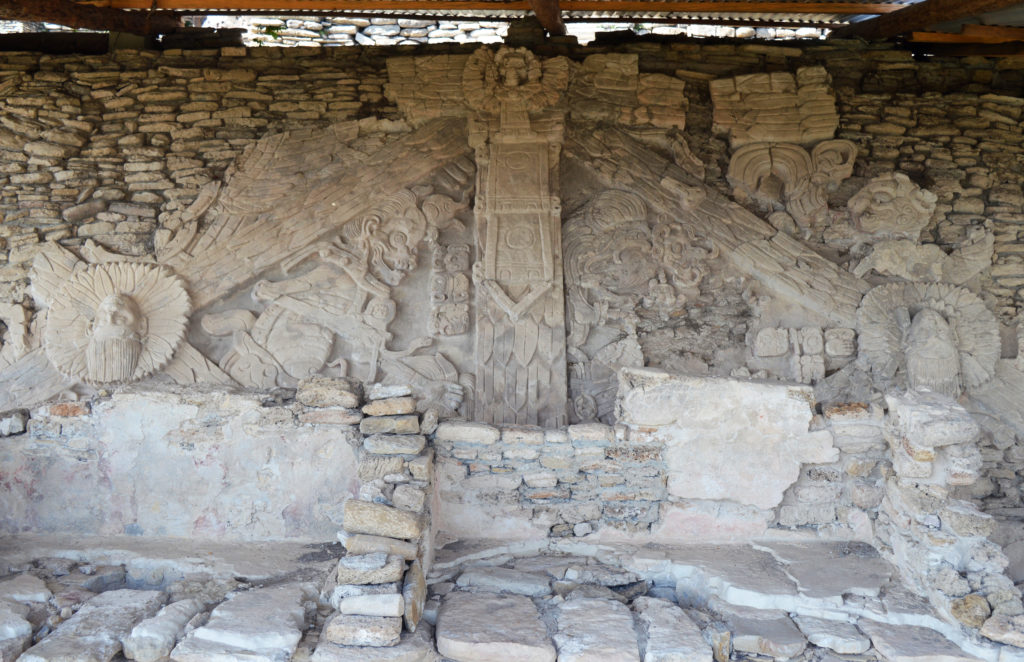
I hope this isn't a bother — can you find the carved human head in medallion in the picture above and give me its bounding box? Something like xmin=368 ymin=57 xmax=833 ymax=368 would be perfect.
xmin=904 ymin=308 xmax=961 ymax=398
xmin=87 ymin=293 xmax=146 ymax=384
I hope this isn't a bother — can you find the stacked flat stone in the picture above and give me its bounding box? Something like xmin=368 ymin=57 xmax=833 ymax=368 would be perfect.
xmin=313 ymin=382 xmax=432 ymax=660
xmin=432 ymin=420 xmax=666 ymax=538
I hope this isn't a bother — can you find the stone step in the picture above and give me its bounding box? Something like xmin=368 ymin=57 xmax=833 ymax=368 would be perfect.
xmin=170 ymin=583 xmax=314 ymax=662
xmin=633 ymin=596 xmax=712 ymax=662
xmin=436 ymin=591 xmax=555 ymax=662
xmin=19 ymin=589 xmax=166 ymax=662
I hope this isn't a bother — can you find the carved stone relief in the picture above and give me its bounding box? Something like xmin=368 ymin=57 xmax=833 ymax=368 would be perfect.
xmin=750 ymin=326 xmax=856 ymax=385
xmin=851 ymin=225 xmax=994 ymax=284
xmin=465 ymin=46 xmax=571 ymax=427
xmin=846 ymin=172 xmax=939 ymax=242
xmin=727 ymin=139 xmax=857 ymax=230
xmin=429 ymin=242 xmax=471 ymax=337
xmin=857 ymin=282 xmax=1000 ymax=398
xmin=31 ymin=243 xmax=191 ymax=385
xmin=710 ymin=67 xmax=838 ymax=149
xmin=563 ymin=189 xmax=716 ymax=422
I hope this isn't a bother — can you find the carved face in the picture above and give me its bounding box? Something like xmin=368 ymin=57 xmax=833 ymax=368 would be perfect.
xmin=905 ymin=308 xmax=961 ymax=397
xmin=87 ymin=294 xmax=145 ymax=383
xmin=848 ymin=173 xmax=937 ymax=241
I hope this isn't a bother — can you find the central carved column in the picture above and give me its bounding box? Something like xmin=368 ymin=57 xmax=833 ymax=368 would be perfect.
xmin=464 ymin=48 xmax=569 ymax=426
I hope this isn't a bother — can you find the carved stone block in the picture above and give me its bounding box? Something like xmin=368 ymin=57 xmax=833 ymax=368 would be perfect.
xmin=755 ymin=328 xmax=790 ymax=358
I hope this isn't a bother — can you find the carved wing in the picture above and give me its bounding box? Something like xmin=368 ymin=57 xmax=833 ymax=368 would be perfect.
xmin=30 ymin=241 xmax=82 ymax=309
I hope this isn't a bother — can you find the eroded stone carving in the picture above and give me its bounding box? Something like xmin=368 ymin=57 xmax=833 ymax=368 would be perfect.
xmin=852 ymin=225 xmax=993 ymax=284
xmin=564 ymin=189 xmax=714 ymax=422
xmin=430 ymin=242 xmax=471 ymax=337
xmin=857 ymin=282 xmax=1000 ymax=397
xmin=466 ymin=47 xmax=571 ymax=427
xmin=0 ymin=303 xmax=31 ymax=371
xmin=30 ymin=244 xmax=190 ymax=385
xmin=750 ymin=325 xmax=856 ymax=385
xmin=728 ymin=140 xmax=856 ymax=230
xmin=848 ymin=172 xmax=938 ymax=242
xmin=710 ymin=67 xmax=838 ymax=149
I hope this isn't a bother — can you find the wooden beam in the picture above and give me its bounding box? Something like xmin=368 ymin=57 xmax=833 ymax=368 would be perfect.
xmin=910 ymin=24 xmax=1024 ymax=43
xmin=92 ymin=0 xmax=905 ymax=15
xmin=0 ymin=0 xmax=180 ymax=34
xmin=831 ymin=0 xmax=1024 ymax=40
xmin=526 ymin=0 xmax=566 ymax=35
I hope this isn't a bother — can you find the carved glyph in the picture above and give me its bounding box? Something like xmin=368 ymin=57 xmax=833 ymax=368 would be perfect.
xmin=430 ymin=242 xmax=471 ymax=337
xmin=751 ymin=325 xmax=856 ymax=384
xmin=32 ymin=248 xmax=190 ymax=385
xmin=848 ymin=172 xmax=938 ymax=242
xmin=858 ymin=282 xmax=1000 ymax=397
xmin=710 ymin=67 xmax=838 ymax=149
xmin=728 ymin=140 xmax=856 ymax=229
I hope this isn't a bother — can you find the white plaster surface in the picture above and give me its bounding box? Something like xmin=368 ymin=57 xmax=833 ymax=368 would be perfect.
xmin=616 ymin=368 xmax=837 ymax=509
xmin=0 ymin=389 xmax=360 ymax=540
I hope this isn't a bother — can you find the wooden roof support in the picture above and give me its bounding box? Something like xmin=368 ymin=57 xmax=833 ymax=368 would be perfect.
xmin=831 ymin=0 xmax=1024 ymax=40
xmin=0 ymin=0 xmax=180 ymax=34
xmin=527 ymin=0 xmax=566 ymax=35
xmin=94 ymin=1 xmax=904 ymax=14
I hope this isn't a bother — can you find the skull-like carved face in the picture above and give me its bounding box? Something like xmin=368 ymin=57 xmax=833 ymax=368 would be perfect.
xmin=87 ymin=293 xmax=145 ymax=383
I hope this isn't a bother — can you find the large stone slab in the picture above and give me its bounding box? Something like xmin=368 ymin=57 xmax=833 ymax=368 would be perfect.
xmin=170 ymin=583 xmax=311 ymax=662
xmin=0 ymin=573 xmax=50 ymax=603
xmin=19 ymin=589 xmax=165 ymax=662
xmin=436 ymin=592 xmax=555 ymax=662
xmin=311 ymin=622 xmax=436 ymax=662
xmin=617 ymin=369 xmax=837 ymax=509
xmin=711 ymin=600 xmax=806 ymax=659
xmin=554 ymin=598 xmax=640 ymax=662
xmin=455 ymin=567 xmax=551 ymax=597
xmin=633 ymin=596 xmax=711 ymax=662
xmin=857 ymin=619 xmax=982 ymax=662
xmin=792 ymin=615 xmax=869 ymax=655
xmin=761 ymin=541 xmax=893 ymax=601
xmin=344 ymin=499 xmax=423 ymax=540
xmin=670 ymin=544 xmax=799 ymax=610
xmin=123 ymin=598 xmax=204 ymax=662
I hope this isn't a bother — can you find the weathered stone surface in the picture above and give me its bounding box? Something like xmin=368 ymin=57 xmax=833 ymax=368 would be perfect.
xmin=123 ymin=598 xmax=204 ymax=662
xmin=792 ymin=615 xmax=869 ymax=655
xmin=327 ymin=582 xmax=402 ymax=611
xmin=711 ymin=601 xmax=806 ymax=659
xmin=19 ymin=589 xmax=165 ymax=662
xmin=363 ymin=397 xmax=417 ymax=417
xmin=360 ymin=415 xmax=420 ymax=435
xmin=633 ymin=596 xmax=711 ymax=662
xmin=455 ymin=567 xmax=551 ymax=597
xmin=392 ymin=485 xmax=426 ymax=513
xmin=617 ymin=369 xmax=836 ymax=509
xmin=339 ymin=593 xmax=405 ymax=617
xmin=433 ymin=422 xmax=501 ymax=445
xmin=980 ymin=613 xmax=1024 ymax=648
xmin=296 ymin=377 xmax=362 ymax=408
xmin=344 ymin=499 xmax=423 ymax=539
xmin=367 ymin=384 xmax=414 ymax=401
xmin=321 ymin=613 xmax=402 ymax=647
xmin=436 ymin=592 xmax=555 ymax=662
xmin=342 ymin=533 xmax=419 ymax=560
xmin=763 ymin=541 xmax=893 ymax=600
xmin=858 ymin=619 xmax=982 ymax=662
xmin=311 ymin=622 xmax=435 ymax=661
xmin=950 ymin=593 xmax=991 ymax=628
xmin=170 ymin=583 xmax=311 ymax=662
xmin=0 ymin=600 xmax=31 ymax=662
xmin=336 ymin=553 xmax=406 ymax=585
xmin=403 ymin=560 xmax=426 ymax=633
xmin=554 ymin=598 xmax=640 ymax=662
xmin=0 ymin=573 xmax=50 ymax=603
xmin=364 ymin=434 xmax=426 ymax=455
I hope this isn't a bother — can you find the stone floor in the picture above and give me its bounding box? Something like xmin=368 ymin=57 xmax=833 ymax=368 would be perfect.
xmin=0 ymin=535 xmax=1017 ymax=662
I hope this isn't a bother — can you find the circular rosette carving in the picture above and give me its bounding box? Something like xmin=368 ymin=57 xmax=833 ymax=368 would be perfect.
xmin=857 ymin=282 xmax=999 ymax=396
xmin=44 ymin=262 xmax=191 ymax=385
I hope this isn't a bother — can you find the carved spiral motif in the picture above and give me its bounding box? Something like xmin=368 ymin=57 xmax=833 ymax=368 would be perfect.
xmin=44 ymin=262 xmax=191 ymax=385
